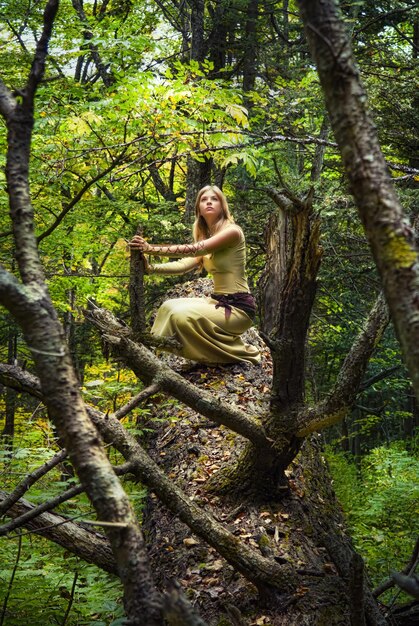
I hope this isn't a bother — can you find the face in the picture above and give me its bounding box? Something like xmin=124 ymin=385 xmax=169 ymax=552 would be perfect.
xmin=198 ymin=191 xmax=223 ymax=222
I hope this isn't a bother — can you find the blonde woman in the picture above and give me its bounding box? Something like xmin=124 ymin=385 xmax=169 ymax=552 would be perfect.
xmin=129 ymin=185 xmax=260 ymax=365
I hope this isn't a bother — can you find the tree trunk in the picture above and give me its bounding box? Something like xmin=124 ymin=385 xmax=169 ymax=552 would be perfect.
xmin=242 ymin=0 xmax=259 ymax=93
xmin=140 ymin=378 xmax=387 ymax=625
xmin=259 ymin=189 xmax=322 ymax=413
xmin=2 ymin=323 xmax=16 ymax=441
xmin=297 ymin=0 xmax=419 ymax=406
xmin=184 ymin=156 xmax=213 ymax=224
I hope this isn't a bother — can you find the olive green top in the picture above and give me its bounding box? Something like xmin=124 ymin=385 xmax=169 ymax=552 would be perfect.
xmin=202 ymin=228 xmax=249 ymax=294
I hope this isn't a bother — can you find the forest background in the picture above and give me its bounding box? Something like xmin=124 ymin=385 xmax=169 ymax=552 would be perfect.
xmin=0 ymin=0 xmax=418 ymax=625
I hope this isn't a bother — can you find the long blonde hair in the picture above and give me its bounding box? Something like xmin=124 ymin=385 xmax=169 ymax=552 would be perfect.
xmin=192 ymin=185 xmax=234 ymax=242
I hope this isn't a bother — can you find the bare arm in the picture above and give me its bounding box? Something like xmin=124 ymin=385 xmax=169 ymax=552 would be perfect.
xmin=148 ymin=257 xmax=200 ymax=275
xmin=129 ymin=225 xmax=241 ymax=257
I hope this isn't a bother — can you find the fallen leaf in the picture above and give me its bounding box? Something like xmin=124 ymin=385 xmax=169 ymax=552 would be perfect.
xmin=183 ymin=537 xmax=200 ymax=547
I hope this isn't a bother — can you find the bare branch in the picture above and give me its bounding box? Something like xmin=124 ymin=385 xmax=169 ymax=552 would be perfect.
xmin=360 ymin=365 xmax=400 ymax=391
xmin=85 ymin=306 xmax=270 ymax=446
xmin=0 ymin=531 xmax=22 ymax=624
xmin=355 ymin=4 xmax=418 ymax=35
xmin=0 ymin=489 xmax=117 ymax=574
xmin=0 ymin=462 xmax=134 ymax=536
xmin=0 ymin=449 xmax=67 ymax=517
xmin=114 ymin=384 xmax=160 ymax=420
xmin=26 ymin=0 xmax=60 ymax=101
xmin=0 ymin=484 xmax=84 ymax=536
xmin=374 ymin=536 xmax=419 ymax=598
xmin=296 ymin=293 xmax=389 ymax=436
xmin=116 ymin=335 xmax=270 ymax=447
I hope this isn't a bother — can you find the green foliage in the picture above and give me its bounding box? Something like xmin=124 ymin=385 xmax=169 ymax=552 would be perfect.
xmin=1 ymin=0 xmax=419 ymax=621
xmin=0 ymin=537 xmax=124 ymax=625
xmin=327 ymin=441 xmax=419 ymax=594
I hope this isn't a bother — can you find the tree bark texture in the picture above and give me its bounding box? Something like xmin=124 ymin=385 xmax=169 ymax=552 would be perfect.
xmin=140 ymin=385 xmax=387 ymax=625
xmin=297 ymin=0 xmax=419 ymax=405
xmin=129 ymin=227 xmax=147 ymax=336
xmin=259 ymin=190 xmax=322 ymax=412
xmin=0 ymin=3 xmax=163 ymax=622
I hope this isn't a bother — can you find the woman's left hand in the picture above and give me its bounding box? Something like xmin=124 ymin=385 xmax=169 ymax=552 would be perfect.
xmin=129 ymin=235 xmax=151 ymax=252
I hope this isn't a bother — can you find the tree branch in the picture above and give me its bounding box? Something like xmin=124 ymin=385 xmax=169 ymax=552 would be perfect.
xmin=114 ymin=383 xmax=160 ymax=420
xmin=0 ymin=267 xmax=42 ymax=326
xmin=71 ymin=0 xmax=115 ymax=86
xmin=0 ymin=489 xmax=117 ymax=574
xmin=0 ymin=448 xmax=67 ymax=517
xmin=296 ymin=293 xmax=389 ymax=436
xmin=25 ymin=0 xmax=60 ymax=101
xmin=0 ymin=462 xmax=134 ymax=536
xmin=0 ymin=80 xmax=15 ymax=119
xmin=114 ymin=335 xmax=270 ymax=448
xmin=360 ymin=365 xmax=400 ymax=391
xmin=374 ymin=536 xmax=419 ymax=598
xmin=37 ymin=155 xmax=126 ymax=243
xmin=0 ymin=364 xmax=296 ymax=595
xmin=85 ymin=306 xmax=271 ymax=447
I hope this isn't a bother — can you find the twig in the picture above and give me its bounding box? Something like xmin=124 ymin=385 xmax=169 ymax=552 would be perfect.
xmin=61 ymin=571 xmax=78 ymax=626
xmin=0 ymin=492 xmax=117 ymax=574
xmin=78 ymin=520 xmax=129 ymax=528
xmin=360 ymin=365 xmax=401 ymax=391
xmin=0 ymin=462 xmax=134 ymax=536
xmin=114 ymin=384 xmax=161 ymax=420
xmin=0 ymin=448 xmax=67 ymax=517
xmin=374 ymin=536 xmax=419 ymax=598
xmin=0 ymin=532 xmax=22 ymax=626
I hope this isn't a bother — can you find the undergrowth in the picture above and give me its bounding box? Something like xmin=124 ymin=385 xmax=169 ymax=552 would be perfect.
xmin=326 ymin=438 xmax=419 ymax=603
xmin=0 ymin=538 xmax=125 ymax=626
xmin=0 ymin=363 xmax=149 ymax=625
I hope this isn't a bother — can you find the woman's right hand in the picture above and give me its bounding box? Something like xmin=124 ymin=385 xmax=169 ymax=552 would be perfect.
xmin=129 ymin=235 xmax=151 ymax=252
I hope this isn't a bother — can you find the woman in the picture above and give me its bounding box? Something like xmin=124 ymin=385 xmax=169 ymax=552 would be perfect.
xmin=129 ymin=185 xmax=260 ymax=365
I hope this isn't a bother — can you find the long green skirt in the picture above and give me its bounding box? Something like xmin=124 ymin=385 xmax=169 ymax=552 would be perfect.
xmin=151 ymin=296 xmax=261 ymax=365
